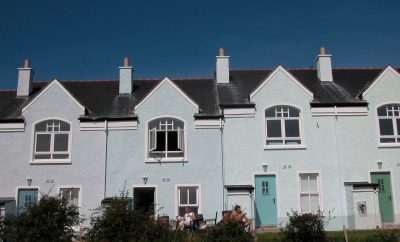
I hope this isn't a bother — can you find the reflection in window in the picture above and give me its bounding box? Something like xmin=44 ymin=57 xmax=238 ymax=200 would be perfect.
xmin=299 ymin=174 xmax=320 ymax=213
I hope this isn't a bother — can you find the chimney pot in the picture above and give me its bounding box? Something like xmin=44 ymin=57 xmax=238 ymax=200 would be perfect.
xmin=320 ymin=46 xmax=326 ymax=55
xmin=219 ymin=48 xmax=225 ymax=56
xmin=24 ymin=59 xmax=30 ymax=68
xmin=124 ymin=57 xmax=129 ymax=67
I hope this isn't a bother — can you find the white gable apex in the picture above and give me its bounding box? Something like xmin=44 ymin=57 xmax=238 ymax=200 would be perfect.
xmin=135 ymin=77 xmax=199 ymax=111
xmin=250 ymin=66 xmax=313 ymax=99
xmin=22 ymin=79 xmax=85 ymax=113
xmin=362 ymin=66 xmax=400 ymax=97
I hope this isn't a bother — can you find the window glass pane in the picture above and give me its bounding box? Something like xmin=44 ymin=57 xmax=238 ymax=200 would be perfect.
xmin=59 ymin=121 xmax=70 ymax=131
xmin=167 ymin=131 xmax=178 ymax=151
xmin=380 ymin=138 xmax=396 ymax=143
xmin=52 ymin=154 xmax=69 ymax=159
xmin=36 ymin=134 xmax=51 ymax=152
xmin=267 ymin=140 xmax=283 ymax=145
xmin=189 ymin=188 xmax=197 ymax=204
xmin=289 ymin=108 xmax=299 ymax=117
xmin=54 ymin=134 xmax=69 ymax=151
xmin=155 ymin=132 xmax=165 ymax=151
xmin=377 ymin=106 xmax=387 ymax=116
xmin=265 ymin=108 xmax=275 ymax=117
xmin=267 ymin=120 xmax=281 ymax=138
xmin=180 ymin=188 xmax=188 ymax=205
xmin=379 ymin=119 xmax=394 ymax=135
xmin=309 ymin=175 xmax=318 ymax=192
xmin=34 ymin=154 xmax=51 ymax=159
xmin=300 ymin=176 xmax=309 ymax=192
xmin=300 ymin=195 xmax=310 ymax=212
xmin=35 ymin=122 xmax=47 ymax=132
xmin=310 ymin=195 xmax=320 ymax=211
xmin=285 ymin=140 xmax=301 ymax=145
xmin=173 ymin=119 xmax=184 ymax=129
xmin=397 ymin=119 xmax=400 ymax=135
xmin=285 ymin=120 xmax=300 ymax=137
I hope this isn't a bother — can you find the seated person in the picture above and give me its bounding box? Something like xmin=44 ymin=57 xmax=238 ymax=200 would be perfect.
xmin=230 ymin=205 xmax=252 ymax=230
xmin=177 ymin=206 xmax=196 ymax=230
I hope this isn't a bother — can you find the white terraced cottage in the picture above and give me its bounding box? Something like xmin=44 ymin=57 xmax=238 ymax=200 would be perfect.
xmin=0 ymin=48 xmax=399 ymax=230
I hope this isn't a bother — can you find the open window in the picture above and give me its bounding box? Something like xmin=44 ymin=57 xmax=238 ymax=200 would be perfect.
xmin=148 ymin=118 xmax=185 ymax=160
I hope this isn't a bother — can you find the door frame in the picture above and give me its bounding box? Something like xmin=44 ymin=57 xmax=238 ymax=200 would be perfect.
xmin=15 ymin=186 xmax=41 ymax=213
xmin=132 ymin=184 xmax=158 ymax=214
xmin=252 ymin=172 xmax=279 ymax=225
xmin=369 ymin=169 xmax=397 ymax=221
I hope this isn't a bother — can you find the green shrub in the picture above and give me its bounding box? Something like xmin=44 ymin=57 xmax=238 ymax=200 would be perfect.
xmin=0 ymin=195 xmax=80 ymax=242
xmin=85 ymin=190 xmax=187 ymax=242
xmin=282 ymin=210 xmax=326 ymax=242
xmin=195 ymin=221 xmax=254 ymax=242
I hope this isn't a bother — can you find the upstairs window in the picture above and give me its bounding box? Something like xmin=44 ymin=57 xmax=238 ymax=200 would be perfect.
xmin=378 ymin=104 xmax=400 ymax=144
xmin=148 ymin=118 xmax=184 ymax=160
xmin=265 ymin=106 xmax=302 ymax=147
xmin=33 ymin=119 xmax=71 ymax=161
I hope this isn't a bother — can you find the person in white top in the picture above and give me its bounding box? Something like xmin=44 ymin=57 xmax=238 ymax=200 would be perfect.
xmin=177 ymin=206 xmax=196 ymax=230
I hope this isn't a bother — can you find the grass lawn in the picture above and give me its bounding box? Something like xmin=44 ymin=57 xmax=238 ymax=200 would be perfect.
xmin=257 ymin=229 xmax=400 ymax=242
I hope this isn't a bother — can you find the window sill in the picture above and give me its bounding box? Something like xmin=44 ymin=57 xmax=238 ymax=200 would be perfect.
xmin=378 ymin=144 xmax=400 ymax=148
xmin=264 ymin=145 xmax=306 ymax=150
xmin=30 ymin=159 xmax=71 ymax=165
xmin=145 ymin=158 xmax=187 ymax=164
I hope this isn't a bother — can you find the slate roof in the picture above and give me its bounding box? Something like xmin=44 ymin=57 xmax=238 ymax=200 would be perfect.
xmin=0 ymin=78 xmax=219 ymax=121
xmin=0 ymin=67 xmax=399 ymax=121
xmin=218 ymin=68 xmax=390 ymax=107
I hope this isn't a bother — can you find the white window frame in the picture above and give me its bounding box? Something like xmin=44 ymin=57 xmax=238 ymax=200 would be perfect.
xmin=377 ymin=103 xmax=400 ymax=147
xmin=298 ymin=173 xmax=321 ymax=213
xmin=31 ymin=118 xmax=72 ymax=164
xmin=175 ymin=184 xmax=201 ymax=217
xmin=264 ymin=105 xmax=304 ymax=149
xmin=58 ymin=185 xmax=82 ymax=208
xmin=145 ymin=116 xmax=187 ymax=162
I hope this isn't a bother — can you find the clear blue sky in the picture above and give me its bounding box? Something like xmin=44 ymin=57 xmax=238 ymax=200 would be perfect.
xmin=0 ymin=0 xmax=399 ymax=89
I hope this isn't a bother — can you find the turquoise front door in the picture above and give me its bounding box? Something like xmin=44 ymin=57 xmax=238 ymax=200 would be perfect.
xmin=18 ymin=188 xmax=38 ymax=214
xmin=255 ymin=175 xmax=277 ymax=226
xmin=371 ymin=172 xmax=394 ymax=222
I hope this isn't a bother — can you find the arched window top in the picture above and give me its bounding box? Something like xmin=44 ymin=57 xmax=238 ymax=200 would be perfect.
xmin=377 ymin=104 xmax=400 ymax=117
xmin=149 ymin=118 xmax=184 ymax=130
xmin=35 ymin=119 xmax=70 ymax=132
xmin=265 ymin=105 xmax=300 ymax=118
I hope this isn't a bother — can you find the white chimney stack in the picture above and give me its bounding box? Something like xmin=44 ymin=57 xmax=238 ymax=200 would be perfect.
xmin=216 ymin=48 xmax=230 ymax=84
xmin=119 ymin=57 xmax=133 ymax=94
xmin=17 ymin=59 xmax=34 ymax=97
xmin=316 ymin=47 xmax=333 ymax=82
